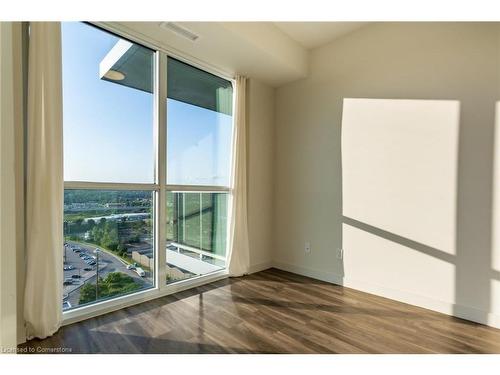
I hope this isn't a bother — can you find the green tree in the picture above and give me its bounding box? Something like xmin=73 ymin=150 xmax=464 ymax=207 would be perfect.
xmin=117 ymin=243 xmax=127 ymax=256
xmin=78 ymin=281 xmax=97 ymax=304
xmin=90 ymin=225 xmax=103 ymax=243
xmin=79 ymin=272 xmax=140 ymax=305
xmin=87 ymin=219 xmax=96 ymax=229
xmin=101 ymin=224 xmax=119 ymax=250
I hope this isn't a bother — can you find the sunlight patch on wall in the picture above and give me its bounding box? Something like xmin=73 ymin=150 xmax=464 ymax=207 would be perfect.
xmin=343 ymin=223 xmax=456 ymax=304
xmin=342 ymin=98 xmax=460 ymax=255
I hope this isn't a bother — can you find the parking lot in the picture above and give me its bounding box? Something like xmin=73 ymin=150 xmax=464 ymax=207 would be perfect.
xmin=63 ymin=241 xmax=152 ymax=309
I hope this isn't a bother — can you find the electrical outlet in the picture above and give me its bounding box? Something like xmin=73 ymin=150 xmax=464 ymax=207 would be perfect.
xmin=336 ymin=248 xmax=343 ymax=259
xmin=304 ymin=242 xmax=311 ymax=254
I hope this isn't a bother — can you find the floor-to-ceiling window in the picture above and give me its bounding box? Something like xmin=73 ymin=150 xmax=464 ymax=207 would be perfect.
xmin=165 ymin=58 xmax=233 ymax=284
xmin=61 ymin=22 xmax=234 ymax=313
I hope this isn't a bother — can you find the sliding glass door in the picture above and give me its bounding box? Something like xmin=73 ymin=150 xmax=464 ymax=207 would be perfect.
xmin=61 ymin=22 xmax=234 ymax=313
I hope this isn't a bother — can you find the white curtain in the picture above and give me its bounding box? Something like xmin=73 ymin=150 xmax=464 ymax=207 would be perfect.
xmin=24 ymin=22 xmax=63 ymax=339
xmin=228 ymin=76 xmax=250 ymax=276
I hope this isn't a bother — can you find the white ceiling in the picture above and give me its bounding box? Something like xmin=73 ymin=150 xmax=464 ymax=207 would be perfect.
xmin=106 ymin=22 xmax=370 ymax=87
xmin=273 ymin=22 xmax=368 ymax=49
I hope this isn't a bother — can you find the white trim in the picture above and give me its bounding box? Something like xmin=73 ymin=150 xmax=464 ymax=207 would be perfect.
xmin=170 ymin=242 xmax=226 ymax=261
xmin=166 ymin=184 xmax=231 ymax=192
xmin=272 ymin=260 xmax=500 ymax=329
xmin=248 ymin=261 xmax=273 ymax=274
xmin=272 ymin=261 xmax=344 ymax=285
xmin=64 ymin=181 xmax=158 ymax=191
xmin=93 ymin=22 xmax=236 ymax=85
xmin=156 ymin=51 xmax=168 ymax=291
xmin=343 ymin=275 xmax=500 ymax=330
xmin=62 ymin=269 xmax=229 ymax=326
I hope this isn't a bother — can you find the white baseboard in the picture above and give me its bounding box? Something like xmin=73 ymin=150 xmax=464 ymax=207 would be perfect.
xmin=248 ymin=261 xmax=273 ymax=274
xmin=272 ymin=260 xmax=500 ymax=330
xmin=272 ymin=261 xmax=344 ymax=285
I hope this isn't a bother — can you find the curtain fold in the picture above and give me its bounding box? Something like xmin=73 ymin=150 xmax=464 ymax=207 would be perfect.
xmin=228 ymin=76 xmax=250 ymax=277
xmin=24 ymin=22 xmax=63 ymax=339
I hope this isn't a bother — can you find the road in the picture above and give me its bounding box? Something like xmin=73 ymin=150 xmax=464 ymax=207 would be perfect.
xmin=63 ymin=241 xmax=153 ymax=309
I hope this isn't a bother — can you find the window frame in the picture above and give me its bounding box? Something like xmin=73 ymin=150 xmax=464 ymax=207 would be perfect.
xmin=62 ymin=22 xmax=235 ymax=324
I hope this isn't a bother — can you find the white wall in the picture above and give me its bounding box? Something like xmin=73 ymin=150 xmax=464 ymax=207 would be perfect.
xmin=247 ymin=78 xmax=275 ymax=272
xmin=341 ymin=98 xmax=460 ymax=257
xmin=274 ymin=22 xmax=500 ymax=328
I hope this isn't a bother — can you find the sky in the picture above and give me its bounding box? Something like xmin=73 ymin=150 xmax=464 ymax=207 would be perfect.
xmin=62 ymin=22 xmax=233 ymax=186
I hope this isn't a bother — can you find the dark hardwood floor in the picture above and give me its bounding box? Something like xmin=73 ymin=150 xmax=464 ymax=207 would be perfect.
xmin=19 ymin=268 xmax=500 ymax=353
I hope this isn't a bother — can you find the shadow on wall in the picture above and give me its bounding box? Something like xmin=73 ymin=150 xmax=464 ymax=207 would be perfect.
xmin=339 ymin=98 xmax=499 ymax=326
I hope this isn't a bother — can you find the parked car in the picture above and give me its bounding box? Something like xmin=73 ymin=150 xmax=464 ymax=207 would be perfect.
xmin=63 ymin=265 xmax=74 ymax=271
xmin=83 ymin=267 xmax=93 ymax=271
xmin=63 ymin=278 xmax=74 ymax=285
xmin=87 ymin=260 xmax=96 ymax=266
xmin=71 ymin=274 xmax=81 ymax=279
xmin=126 ymin=264 xmax=136 ymax=270
xmin=73 ymin=248 xmax=81 ymax=253
xmin=135 ymin=267 xmax=146 ymax=277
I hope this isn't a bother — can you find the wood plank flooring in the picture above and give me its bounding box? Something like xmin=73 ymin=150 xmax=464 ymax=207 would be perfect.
xmin=19 ymin=268 xmax=500 ymax=353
